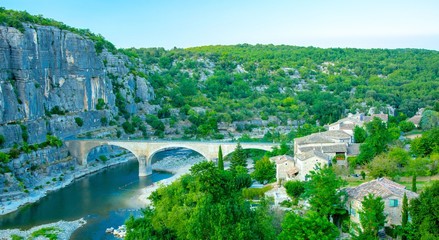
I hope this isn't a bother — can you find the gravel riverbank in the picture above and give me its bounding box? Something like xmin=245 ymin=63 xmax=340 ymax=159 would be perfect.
xmin=0 ymin=218 xmax=86 ymax=240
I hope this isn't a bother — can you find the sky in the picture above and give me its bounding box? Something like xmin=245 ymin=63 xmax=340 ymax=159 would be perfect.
xmin=1 ymin=0 xmax=439 ymax=50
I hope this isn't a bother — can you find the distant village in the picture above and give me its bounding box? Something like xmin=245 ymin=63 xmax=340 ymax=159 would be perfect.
xmin=264 ymin=110 xmax=424 ymax=231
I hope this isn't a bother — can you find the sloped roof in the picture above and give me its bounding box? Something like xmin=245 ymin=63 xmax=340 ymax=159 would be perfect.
xmin=270 ymin=155 xmax=294 ymax=164
xmin=345 ymin=178 xmax=418 ymax=200
xmin=295 ymin=130 xmax=351 ymax=145
xmin=300 ymin=144 xmax=347 ymax=154
xmin=364 ymin=114 xmax=389 ymax=123
xmin=296 ymin=150 xmax=330 ymax=161
xmin=407 ymin=115 xmax=422 ymax=125
xmin=347 ymin=143 xmax=360 ymax=156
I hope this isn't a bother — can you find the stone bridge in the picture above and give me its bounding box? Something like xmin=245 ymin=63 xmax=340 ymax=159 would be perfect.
xmin=65 ymin=140 xmax=279 ymax=176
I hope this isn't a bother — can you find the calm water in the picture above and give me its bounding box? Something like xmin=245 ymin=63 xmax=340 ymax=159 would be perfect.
xmin=0 ymin=148 xmax=199 ymax=239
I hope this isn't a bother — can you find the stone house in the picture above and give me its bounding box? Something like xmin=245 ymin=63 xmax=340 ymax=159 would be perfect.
xmin=269 ymin=155 xmax=298 ymax=182
xmin=294 ymin=150 xmax=330 ymax=181
xmin=344 ymin=178 xmax=418 ymax=227
xmin=407 ymin=115 xmax=422 ymax=128
xmin=294 ymin=130 xmax=352 ymax=160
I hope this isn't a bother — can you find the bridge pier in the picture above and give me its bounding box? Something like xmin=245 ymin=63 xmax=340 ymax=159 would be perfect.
xmin=138 ymin=155 xmax=152 ymax=177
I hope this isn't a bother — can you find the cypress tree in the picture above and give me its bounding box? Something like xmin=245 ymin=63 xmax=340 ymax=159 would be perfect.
xmin=401 ymin=192 xmax=408 ymax=240
xmin=218 ymin=145 xmax=224 ymax=171
xmin=412 ymin=175 xmax=417 ymax=193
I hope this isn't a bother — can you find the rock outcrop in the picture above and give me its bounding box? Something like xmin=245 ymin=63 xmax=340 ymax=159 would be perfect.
xmin=0 ymin=23 xmax=155 ymax=202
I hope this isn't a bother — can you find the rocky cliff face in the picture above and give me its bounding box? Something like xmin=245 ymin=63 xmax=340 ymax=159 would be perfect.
xmin=0 ymin=23 xmax=155 ymax=199
xmin=0 ymin=24 xmax=155 ymax=146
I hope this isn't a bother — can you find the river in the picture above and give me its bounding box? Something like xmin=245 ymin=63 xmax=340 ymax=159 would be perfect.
xmin=0 ymin=148 xmax=200 ymax=239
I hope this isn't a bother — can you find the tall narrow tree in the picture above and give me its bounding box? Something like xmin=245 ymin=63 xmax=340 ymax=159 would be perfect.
xmin=412 ymin=175 xmax=417 ymax=192
xmin=401 ymin=193 xmax=408 ymax=240
xmin=218 ymin=145 xmax=224 ymax=171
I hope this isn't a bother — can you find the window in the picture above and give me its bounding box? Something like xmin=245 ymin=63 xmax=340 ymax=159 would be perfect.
xmin=389 ymin=199 xmax=399 ymax=207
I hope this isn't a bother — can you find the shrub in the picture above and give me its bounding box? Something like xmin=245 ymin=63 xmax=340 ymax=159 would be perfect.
xmin=242 ymin=185 xmax=273 ymax=199
xmin=96 ymin=98 xmax=106 ymax=110
xmin=0 ymin=134 xmax=5 ymax=147
xmin=0 ymin=152 xmax=10 ymax=163
xmin=74 ymin=117 xmax=84 ymax=127
xmin=122 ymin=121 xmax=136 ymax=134
xmin=100 ymin=117 xmax=108 ymax=126
xmin=284 ymin=180 xmax=305 ymax=198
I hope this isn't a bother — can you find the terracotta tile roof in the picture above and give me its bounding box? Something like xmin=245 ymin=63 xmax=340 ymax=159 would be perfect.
xmin=345 ymin=178 xmax=418 ymax=200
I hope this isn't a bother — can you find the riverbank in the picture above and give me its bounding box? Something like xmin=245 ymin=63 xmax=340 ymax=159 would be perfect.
xmin=0 ymin=154 xmax=135 ymax=216
xmin=137 ymin=154 xmax=206 ymax=205
xmin=0 ymin=218 xmax=86 ymax=239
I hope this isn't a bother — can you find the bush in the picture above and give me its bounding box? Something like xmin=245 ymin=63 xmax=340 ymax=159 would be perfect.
xmin=122 ymin=121 xmax=136 ymax=134
xmin=284 ymin=180 xmax=305 ymax=198
xmin=100 ymin=117 xmax=108 ymax=126
xmin=20 ymin=124 xmax=28 ymax=142
xmin=399 ymin=120 xmax=415 ymax=132
xmin=0 ymin=134 xmax=5 ymax=147
xmin=242 ymin=185 xmax=273 ymax=199
xmin=8 ymin=147 xmax=20 ymax=159
xmin=0 ymin=152 xmax=10 ymax=163
xmin=74 ymin=117 xmax=84 ymax=127
xmin=96 ymin=98 xmax=106 ymax=110
xmin=99 ymin=155 xmax=108 ymax=162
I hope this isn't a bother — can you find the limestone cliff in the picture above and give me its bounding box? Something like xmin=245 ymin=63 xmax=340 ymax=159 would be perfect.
xmin=0 ymin=23 xmax=155 ymax=200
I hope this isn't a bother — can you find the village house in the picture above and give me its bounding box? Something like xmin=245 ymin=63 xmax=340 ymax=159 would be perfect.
xmin=344 ymin=178 xmax=418 ymax=227
xmin=269 ymin=155 xmax=298 ymax=182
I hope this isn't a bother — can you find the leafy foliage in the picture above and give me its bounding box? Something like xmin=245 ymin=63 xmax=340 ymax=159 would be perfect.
xmin=251 ymin=156 xmax=276 ymax=184
xmin=125 ymin=161 xmax=276 ymax=239
xmin=409 ymin=180 xmax=439 ymax=239
xmin=354 ymin=194 xmax=386 ymax=239
xmin=284 ymin=180 xmax=305 ymax=198
xmin=230 ymin=142 xmax=247 ymax=172
xmin=303 ymin=165 xmax=347 ymax=219
xmin=354 ymin=126 xmax=367 ymax=143
xmin=278 ymin=211 xmax=339 ymax=240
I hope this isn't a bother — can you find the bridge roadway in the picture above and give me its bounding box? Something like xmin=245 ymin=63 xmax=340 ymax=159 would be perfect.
xmin=65 ymin=139 xmax=279 ymax=176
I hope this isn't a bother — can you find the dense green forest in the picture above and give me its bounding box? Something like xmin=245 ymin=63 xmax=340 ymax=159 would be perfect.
xmin=121 ymin=45 xmax=438 ymax=139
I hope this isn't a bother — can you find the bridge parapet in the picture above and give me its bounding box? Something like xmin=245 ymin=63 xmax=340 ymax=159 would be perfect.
xmin=65 ymin=140 xmax=279 ymax=176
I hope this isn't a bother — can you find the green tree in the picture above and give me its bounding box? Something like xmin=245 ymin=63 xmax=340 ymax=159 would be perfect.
xmin=284 ymin=180 xmax=305 ymax=198
xmin=409 ymin=180 xmax=439 ymax=239
xmin=230 ymin=142 xmax=247 ymax=172
xmin=399 ymin=120 xmax=415 ymax=132
xmin=217 ymin=145 xmax=224 ymax=171
xmin=354 ymin=194 xmax=386 ymax=239
xmin=361 ymin=170 xmax=366 ymax=180
xmin=368 ymin=153 xmax=399 ymax=178
xmin=354 ymin=126 xmax=367 ymax=143
xmin=74 ymin=117 xmax=84 ymax=127
xmin=303 ymin=165 xmax=347 ymax=219
xmin=278 ymin=211 xmax=339 ymax=240
xmin=412 ymin=175 xmax=417 ymax=193
xmin=251 ymin=156 xmax=276 ymax=184
xmin=420 ymin=110 xmax=439 ymax=130
xmin=388 ymin=147 xmax=411 ymax=167
xmin=401 ymin=193 xmax=409 ymax=240
xmin=126 ymin=161 xmax=276 ymax=239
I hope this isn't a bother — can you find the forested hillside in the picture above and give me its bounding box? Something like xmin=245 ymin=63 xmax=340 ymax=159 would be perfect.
xmin=121 ymin=45 xmax=438 ymax=139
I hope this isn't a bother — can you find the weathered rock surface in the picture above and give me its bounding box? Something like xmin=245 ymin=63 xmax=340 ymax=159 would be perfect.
xmin=0 ymin=23 xmax=156 ymax=207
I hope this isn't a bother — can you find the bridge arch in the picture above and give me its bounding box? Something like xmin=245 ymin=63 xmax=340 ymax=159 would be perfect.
xmin=147 ymin=144 xmax=211 ymax=163
xmin=84 ymin=144 xmax=139 ymax=164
